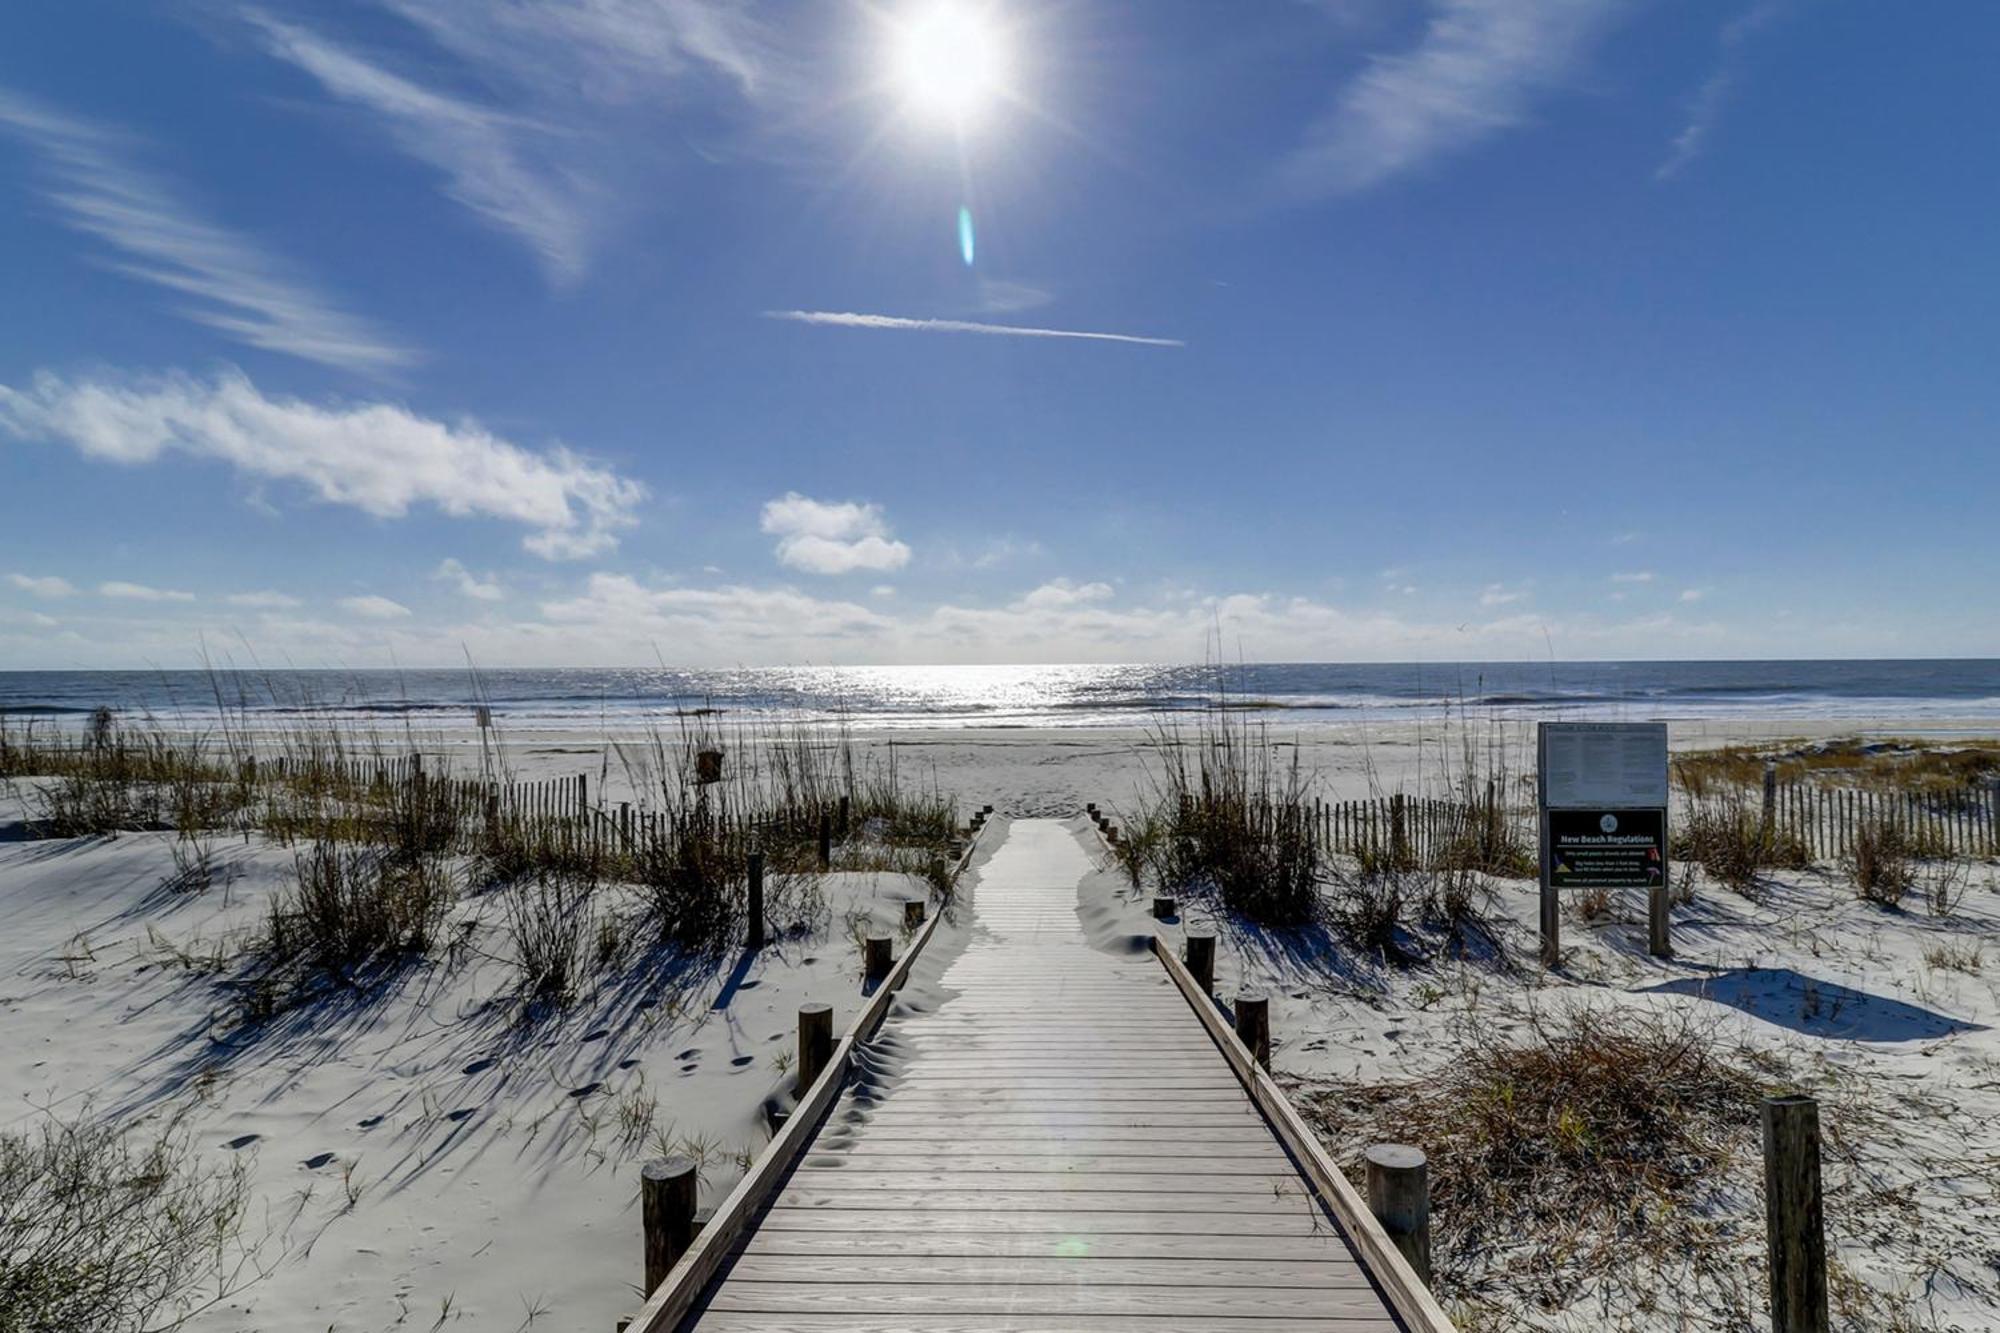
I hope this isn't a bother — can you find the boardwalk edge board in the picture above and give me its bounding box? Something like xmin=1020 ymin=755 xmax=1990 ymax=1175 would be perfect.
xmin=1083 ymin=811 xmax=1455 ymax=1333
xmin=1148 ymin=938 xmax=1457 ymax=1332
xmin=624 ymin=815 xmax=992 ymax=1333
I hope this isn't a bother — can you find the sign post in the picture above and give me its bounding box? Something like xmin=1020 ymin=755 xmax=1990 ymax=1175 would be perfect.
xmin=1537 ymin=722 xmax=1671 ymax=966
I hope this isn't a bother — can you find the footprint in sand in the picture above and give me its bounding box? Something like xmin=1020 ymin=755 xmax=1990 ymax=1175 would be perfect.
xmin=358 ymin=1115 xmax=385 ymax=1129
xmin=582 ymin=1028 xmax=609 ymax=1042
xmin=679 ymin=1063 xmax=698 ymax=1076
xmin=731 ymin=1055 xmax=754 ymax=1068
xmin=569 ymin=1082 xmax=603 ymax=1099
xmin=225 ymin=1134 xmax=260 ymax=1150
xmin=617 ymin=1058 xmax=640 ymax=1070
xmin=303 ymin=1152 xmax=336 ymax=1170
xmin=445 ymin=1108 xmax=477 ymax=1123
xmin=674 ymin=1048 xmax=700 ymax=1061
xmin=462 ymin=1057 xmax=497 ymax=1075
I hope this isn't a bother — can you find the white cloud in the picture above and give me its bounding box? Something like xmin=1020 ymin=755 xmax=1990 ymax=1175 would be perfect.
xmin=0 ymin=88 xmax=411 ymax=373
xmin=100 ymin=581 xmax=195 ymax=602
xmin=7 ymin=573 xmax=76 ymax=598
xmin=871 ymin=585 xmax=897 ymax=599
xmin=1658 ymin=1 xmax=1786 ymax=181
xmin=0 ymin=609 xmax=59 ymax=629
xmin=340 ymin=594 xmax=412 ymax=619
xmin=1611 ymin=571 xmax=1655 ymax=584
xmin=1282 ymin=0 xmax=1632 ymax=196
xmin=976 ymin=278 xmax=1055 ymax=314
xmin=1479 ymin=582 xmax=1528 ymax=606
xmin=434 ymin=557 xmax=505 ymax=601
xmin=766 ymin=311 xmax=1184 ymax=349
xmin=1016 ymin=579 xmax=1114 ymax=610
xmin=225 ymin=590 xmax=301 ymax=608
xmin=760 ymin=493 xmax=912 ymax=575
xmin=0 ymin=367 xmax=643 ymax=559
xmin=1679 ymin=587 xmax=1708 ymax=603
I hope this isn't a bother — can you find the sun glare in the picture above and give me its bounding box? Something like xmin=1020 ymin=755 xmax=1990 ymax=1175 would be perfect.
xmin=890 ymin=2 xmax=1011 ymax=127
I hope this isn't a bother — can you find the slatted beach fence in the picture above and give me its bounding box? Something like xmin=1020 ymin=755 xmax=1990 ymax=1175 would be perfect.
xmin=623 ymin=817 xmax=1452 ymax=1333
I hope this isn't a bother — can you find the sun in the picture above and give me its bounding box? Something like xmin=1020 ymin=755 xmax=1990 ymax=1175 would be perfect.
xmin=889 ymin=2 xmax=1012 ymax=128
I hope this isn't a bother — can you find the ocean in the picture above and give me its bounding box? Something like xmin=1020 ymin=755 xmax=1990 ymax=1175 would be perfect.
xmin=1 ymin=661 xmax=1996 ymax=734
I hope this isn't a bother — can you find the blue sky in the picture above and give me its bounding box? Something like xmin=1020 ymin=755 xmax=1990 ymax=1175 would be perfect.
xmin=1 ymin=0 xmax=1995 ymax=668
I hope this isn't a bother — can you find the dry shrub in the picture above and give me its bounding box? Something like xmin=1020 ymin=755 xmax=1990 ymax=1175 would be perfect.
xmin=633 ymin=826 xmax=744 ymax=952
xmin=1293 ymin=1005 xmax=1772 ymax=1309
xmin=1127 ymin=710 xmax=1321 ymax=926
xmin=506 ymin=870 xmax=597 ymax=1002
xmin=1847 ymin=819 xmax=1915 ymax=906
xmin=1678 ymin=790 xmax=1810 ymax=893
xmin=0 ymin=1109 xmax=254 ymax=1332
xmin=265 ymin=838 xmax=455 ymax=978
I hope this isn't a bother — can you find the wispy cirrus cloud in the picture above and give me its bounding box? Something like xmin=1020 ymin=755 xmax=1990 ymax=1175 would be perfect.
xmin=0 ymin=88 xmax=413 ymax=373
xmin=246 ymin=13 xmax=593 ymax=285
xmin=1282 ymin=0 xmax=1634 ymax=197
xmin=242 ymin=1 xmax=791 ymax=283
xmin=1657 ymin=0 xmax=1786 ymax=181
xmin=101 ymin=581 xmax=195 ymax=602
xmin=766 ymin=311 xmax=1185 ymax=349
xmin=0 ymin=366 xmax=645 ymax=560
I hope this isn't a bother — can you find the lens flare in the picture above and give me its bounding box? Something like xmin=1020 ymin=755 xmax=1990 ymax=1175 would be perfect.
xmin=959 ymin=206 xmax=976 ymax=266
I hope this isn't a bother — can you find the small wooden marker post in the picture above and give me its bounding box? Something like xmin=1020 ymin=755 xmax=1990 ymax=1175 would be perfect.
xmin=1153 ymin=896 xmax=1177 ymax=920
xmin=1184 ymin=934 xmax=1216 ymax=997
xmin=904 ymin=899 xmax=926 ymax=930
xmin=1649 ymin=877 xmax=1672 ymax=959
xmin=1364 ymin=1143 xmax=1431 ymax=1285
xmin=837 ymin=794 xmax=851 ymax=840
xmin=864 ymin=935 xmax=893 ymax=984
xmin=1763 ymin=1094 xmax=1829 ymax=1333
xmin=746 ymin=851 xmax=766 ymax=950
xmin=1234 ymin=993 xmax=1270 ymax=1069
xmin=817 ymin=813 xmax=832 ymax=869
xmin=1762 ymin=761 xmax=1779 ymax=839
xmin=796 ymin=1003 xmax=832 ymax=1095
xmin=641 ymin=1156 xmax=697 ymax=1296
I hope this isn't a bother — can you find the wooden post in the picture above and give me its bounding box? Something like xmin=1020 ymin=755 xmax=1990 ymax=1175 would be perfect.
xmin=1184 ymin=934 xmax=1216 ymax=997
xmin=1153 ymin=896 xmax=1177 ymax=919
xmin=1649 ymin=877 xmax=1672 ymax=959
xmin=864 ymin=935 xmax=893 ymax=984
xmin=642 ymin=1156 xmax=697 ymax=1296
xmin=796 ymin=1004 xmax=833 ymax=1095
xmin=836 ymin=794 xmax=850 ymax=840
xmin=1234 ymin=993 xmax=1270 ymax=1069
xmin=1364 ymin=1144 xmax=1431 ymax=1285
xmin=904 ymin=899 xmax=926 ymax=930
xmin=1763 ymin=1095 xmax=1828 ymax=1333
xmin=1390 ymin=792 xmax=1408 ymax=867
xmin=746 ymin=851 xmax=766 ymax=950
xmin=1762 ymin=762 xmax=1778 ymax=841
xmin=577 ymin=772 xmax=588 ymax=815
xmin=817 ymin=813 xmax=832 ymax=869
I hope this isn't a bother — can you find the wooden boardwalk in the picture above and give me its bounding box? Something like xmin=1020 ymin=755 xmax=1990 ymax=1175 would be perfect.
xmin=673 ymin=818 xmax=1426 ymax=1332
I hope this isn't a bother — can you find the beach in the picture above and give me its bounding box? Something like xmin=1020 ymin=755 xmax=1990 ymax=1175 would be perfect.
xmin=2 ymin=683 xmax=1997 ymax=1331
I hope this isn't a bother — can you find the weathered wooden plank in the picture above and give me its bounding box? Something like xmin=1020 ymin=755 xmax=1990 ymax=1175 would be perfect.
xmin=724 ymin=1254 xmax=1375 ymax=1288
xmin=754 ymin=1206 xmax=1346 ymax=1236
xmin=734 ymin=1231 xmax=1360 ymax=1262
xmin=689 ymin=1317 xmax=1398 ymax=1333
xmin=706 ymin=1281 xmax=1396 ymax=1319
xmin=803 ymin=1151 xmax=1293 ymax=1171
xmin=775 ymin=1187 xmax=1327 ymax=1213
xmin=787 ymin=1168 xmax=1305 ymax=1193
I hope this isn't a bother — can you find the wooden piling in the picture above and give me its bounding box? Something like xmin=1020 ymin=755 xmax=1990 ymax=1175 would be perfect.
xmin=642 ymin=1156 xmax=697 ymax=1296
xmin=746 ymin=852 xmax=766 ymax=950
xmin=1364 ymin=1144 xmax=1431 ymax=1285
xmin=796 ymin=1004 xmax=833 ymax=1095
xmin=1153 ymin=896 xmax=1177 ymax=920
xmin=837 ymin=794 xmax=851 ymax=841
xmin=1234 ymin=994 xmax=1270 ymax=1069
xmin=864 ymin=936 xmax=893 ymax=984
xmin=817 ymin=813 xmax=832 ymax=869
xmin=1763 ymin=1094 xmax=1828 ymax=1333
xmin=1184 ymin=934 xmax=1216 ymax=996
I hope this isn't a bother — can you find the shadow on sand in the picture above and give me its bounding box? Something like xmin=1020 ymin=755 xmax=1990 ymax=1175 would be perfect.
xmin=1641 ymin=967 xmax=1983 ymax=1042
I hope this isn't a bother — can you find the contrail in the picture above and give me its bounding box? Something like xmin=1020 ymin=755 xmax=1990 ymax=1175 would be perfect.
xmin=765 ymin=310 xmax=1185 ymax=348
